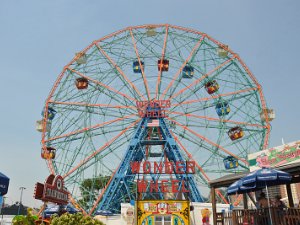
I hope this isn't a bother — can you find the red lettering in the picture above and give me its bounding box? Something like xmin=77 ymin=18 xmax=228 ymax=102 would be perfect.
xmin=152 ymin=111 xmax=158 ymax=117
xmin=161 ymin=180 xmax=169 ymax=193
xmin=130 ymin=162 xmax=140 ymax=173
xmin=176 ymin=161 xmax=184 ymax=174
xmin=143 ymin=161 xmax=151 ymax=174
xmin=146 ymin=111 xmax=152 ymax=117
xmin=154 ymin=162 xmax=163 ymax=173
xmin=150 ymin=181 xmax=158 ymax=192
xmin=181 ymin=180 xmax=189 ymax=193
xmin=165 ymin=162 xmax=174 ymax=174
xmin=171 ymin=180 xmax=179 ymax=193
xmin=186 ymin=161 xmax=195 ymax=174
xmin=137 ymin=180 xmax=148 ymax=193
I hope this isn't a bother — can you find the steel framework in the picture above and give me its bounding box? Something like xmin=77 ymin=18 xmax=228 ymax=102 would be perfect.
xmin=39 ymin=24 xmax=272 ymax=215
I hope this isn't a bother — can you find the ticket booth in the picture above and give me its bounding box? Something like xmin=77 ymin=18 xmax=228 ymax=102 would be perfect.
xmin=136 ymin=200 xmax=190 ymax=225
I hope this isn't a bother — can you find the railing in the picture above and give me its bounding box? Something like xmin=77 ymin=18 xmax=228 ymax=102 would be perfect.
xmin=219 ymin=207 xmax=300 ymax=225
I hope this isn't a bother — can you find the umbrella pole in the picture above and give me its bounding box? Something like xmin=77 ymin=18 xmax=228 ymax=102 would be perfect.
xmin=265 ymin=184 xmax=273 ymax=225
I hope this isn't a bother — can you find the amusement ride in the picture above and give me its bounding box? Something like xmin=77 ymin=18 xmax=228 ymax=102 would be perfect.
xmin=36 ymin=24 xmax=274 ymax=215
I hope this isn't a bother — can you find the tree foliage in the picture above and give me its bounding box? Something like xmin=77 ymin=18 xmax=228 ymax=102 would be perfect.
xmin=50 ymin=213 xmax=105 ymax=225
xmin=12 ymin=208 xmax=38 ymax=225
xmin=78 ymin=176 xmax=110 ymax=209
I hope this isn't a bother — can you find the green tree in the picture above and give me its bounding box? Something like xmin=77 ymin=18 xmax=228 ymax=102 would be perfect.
xmin=78 ymin=176 xmax=110 ymax=209
xmin=12 ymin=208 xmax=38 ymax=225
xmin=50 ymin=213 xmax=105 ymax=225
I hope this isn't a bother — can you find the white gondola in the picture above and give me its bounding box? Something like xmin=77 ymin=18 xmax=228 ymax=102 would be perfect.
xmin=146 ymin=27 xmax=157 ymax=37
xmin=75 ymin=52 xmax=87 ymax=64
xmin=260 ymin=108 xmax=275 ymax=122
xmin=36 ymin=120 xmax=51 ymax=132
xmin=217 ymin=45 xmax=229 ymax=58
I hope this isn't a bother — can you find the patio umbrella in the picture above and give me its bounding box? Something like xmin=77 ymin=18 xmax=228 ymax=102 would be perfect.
xmin=0 ymin=172 xmax=9 ymax=196
xmin=227 ymin=180 xmax=263 ymax=195
xmin=241 ymin=167 xmax=292 ymax=188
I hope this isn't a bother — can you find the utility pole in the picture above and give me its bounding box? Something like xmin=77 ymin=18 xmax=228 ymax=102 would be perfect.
xmin=18 ymin=187 xmax=26 ymax=215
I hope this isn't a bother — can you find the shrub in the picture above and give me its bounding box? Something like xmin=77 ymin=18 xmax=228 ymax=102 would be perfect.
xmin=12 ymin=208 xmax=38 ymax=225
xmin=50 ymin=213 xmax=105 ymax=225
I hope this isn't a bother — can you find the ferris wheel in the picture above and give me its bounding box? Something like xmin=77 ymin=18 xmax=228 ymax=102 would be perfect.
xmin=37 ymin=24 xmax=273 ymax=214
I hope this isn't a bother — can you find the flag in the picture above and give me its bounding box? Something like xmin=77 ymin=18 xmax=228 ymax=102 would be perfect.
xmin=147 ymin=119 xmax=159 ymax=127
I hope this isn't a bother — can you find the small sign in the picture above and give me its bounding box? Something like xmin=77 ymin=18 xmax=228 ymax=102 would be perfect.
xmin=248 ymin=140 xmax=300 ymax=171
xmin=34 ymin=174 xmax=69 ymax=205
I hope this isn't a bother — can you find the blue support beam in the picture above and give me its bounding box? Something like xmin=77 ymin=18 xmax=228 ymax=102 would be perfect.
xmin=96 ymin=117 xmax=204 ymax=213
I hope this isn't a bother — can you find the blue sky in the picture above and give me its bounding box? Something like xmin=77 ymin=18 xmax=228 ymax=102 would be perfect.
xmin=0 ymin=0 xmax=299 ymax=207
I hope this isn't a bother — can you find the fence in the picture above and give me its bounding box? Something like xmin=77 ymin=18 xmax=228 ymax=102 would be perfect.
xmin=217 ymin=207 xmax=300 ymax=225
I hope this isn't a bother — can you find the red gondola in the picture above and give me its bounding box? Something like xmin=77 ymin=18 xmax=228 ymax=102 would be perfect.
xmin=205 ymin=80 xmax=219 ymax=94
xmin=75 ymin=78 xmax=89 ymax=90
xmin=158 ymin=59 xmax=169 ymax=72
xmin=228 ymin=127 xmax=244 ymax=141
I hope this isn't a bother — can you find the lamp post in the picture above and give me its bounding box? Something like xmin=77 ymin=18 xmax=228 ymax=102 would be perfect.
xmin=18 ymin=187 xmax=26 ymax=215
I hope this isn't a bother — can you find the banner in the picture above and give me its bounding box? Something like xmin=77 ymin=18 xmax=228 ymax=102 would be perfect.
xmin=248 ymin=140 xmax=300 ymax=171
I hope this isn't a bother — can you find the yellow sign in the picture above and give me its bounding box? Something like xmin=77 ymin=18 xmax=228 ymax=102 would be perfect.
xmin=136 ymin=200 xmax=190 ymax=225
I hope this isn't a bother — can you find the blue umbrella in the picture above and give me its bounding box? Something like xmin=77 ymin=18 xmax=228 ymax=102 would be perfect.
xmin=241 ymin=167 xmax=291 ymax=187
xmin=227 ymin=179 xmax=263 ymax=195
xmin=0 ymin=172 xmax=9 ymax=196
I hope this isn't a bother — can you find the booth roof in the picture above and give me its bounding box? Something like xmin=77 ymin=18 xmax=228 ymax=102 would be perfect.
xmin=209 ymin=161 xmax=300 ymax=189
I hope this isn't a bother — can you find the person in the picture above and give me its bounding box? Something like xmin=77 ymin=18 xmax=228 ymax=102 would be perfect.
xmin=273 ymin=195 xmax=287 ymax=225
xmin=273 ymin=195 xmax=286 ymax=208
xmin=256 ymin=193 xmax=270 ymax=225
xmin=257 ymin=192 xmax=269 ymax=208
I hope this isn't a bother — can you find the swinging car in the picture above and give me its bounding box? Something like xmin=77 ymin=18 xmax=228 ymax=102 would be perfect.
xmin=75 ymin=52 xmax=87 ymax=64
xmin=182 ymin=65 xmax=194 ymax=78
xmin=215 ymin=102 xmax=230 ymax=116
xmin=75 ymin=77 xmax=88 ymax=90
xmin=133 ymin=61 xmax=144 ymax=73
xmin=205 ymin=80 xmax=219 ymax=94
xmin=41 ymin=147 xmax=56 ymax=160
xmin=146 ymin=27 xmax=157 ymax=37
xmin=260 ymin=108 xmax=275 ymax=122
xmin=217 ymin=45 xmax=229 ymax=58
xmin=35 ymin=120 xmax=50 ymax=132
xmin=158 ymin=59 xmax=169 ymax=71
xmin=223 ymin=156 xmax=239 ymax=169
xmin=228 ymin=126 xmax=244 ymax=141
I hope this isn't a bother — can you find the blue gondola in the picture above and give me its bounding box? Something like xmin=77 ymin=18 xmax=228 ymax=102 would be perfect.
xmin=133 ymin=61 xmax=144 ymax=73
xmin=215 ymin=102 xmax=230 ymax=116
xmin=182 ymin=65 xmax=194 ymax=78
xmin=41 ymin=107 xmax=57 ymax=120
xmin=223 ymin=156 xmax=239 ymax=169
